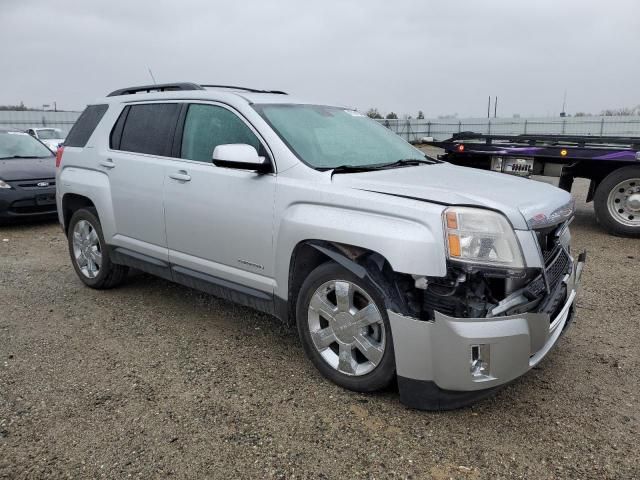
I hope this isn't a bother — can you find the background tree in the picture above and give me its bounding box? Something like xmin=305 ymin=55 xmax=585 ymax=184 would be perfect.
xmin=385 ymin=112 xmax=398 ymax=120
xmin=600 ymin=105 xmax=640 ymax=116
xmin=417 ymin=110 xmax=424 ymax=120
xmin=366 ymin=108 xmax=383 ymax=119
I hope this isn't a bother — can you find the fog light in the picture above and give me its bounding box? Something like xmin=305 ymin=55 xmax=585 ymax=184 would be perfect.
xmin=470 ymin=344 xmax=491 ymax=378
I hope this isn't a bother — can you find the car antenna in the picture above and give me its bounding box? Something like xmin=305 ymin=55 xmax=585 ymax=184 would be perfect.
xmin=147 ymin=67 xmax=157 ymax=85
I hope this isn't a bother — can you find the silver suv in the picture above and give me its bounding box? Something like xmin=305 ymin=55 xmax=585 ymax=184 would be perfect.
xmin=56 ymin=82 xmax=585 ymax=410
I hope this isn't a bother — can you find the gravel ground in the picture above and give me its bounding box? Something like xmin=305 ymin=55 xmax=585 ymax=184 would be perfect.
xmin=1 ymin=178 xmax=638 ymax=479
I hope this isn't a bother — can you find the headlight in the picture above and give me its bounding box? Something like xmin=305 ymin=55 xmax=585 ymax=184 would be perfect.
xmin=0 ymin=179 xmax=12 ymax=189
xmin=443 ymin=207 xmax=525 ymax=269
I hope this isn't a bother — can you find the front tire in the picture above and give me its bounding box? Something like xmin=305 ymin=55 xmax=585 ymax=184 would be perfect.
xmin=67 ymin=208 xmax=128 ymax=289
xmin=594 ymin=166 xmax=640 ymax=237
xmin=296 ymin=261 xmax=395 ymax=392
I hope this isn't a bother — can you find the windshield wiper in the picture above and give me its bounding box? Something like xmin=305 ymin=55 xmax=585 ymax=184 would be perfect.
xmin=328 ymin=164 xmax=385 ymax=175
xmin=328 ymin=158 xmax=438 ymax=176
xmin=378 ymin=158 xmax=439 ymax=168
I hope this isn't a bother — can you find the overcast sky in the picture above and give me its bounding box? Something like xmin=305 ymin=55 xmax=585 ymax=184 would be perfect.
xmin=1 ymin=0 xmax=638 ymax=118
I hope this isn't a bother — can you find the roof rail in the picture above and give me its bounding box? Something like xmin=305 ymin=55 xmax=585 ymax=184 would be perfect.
xmin=107 ymin=82 xmax=205 ymax=97
xmin=200 ymin=84 xmax=288 ymax=95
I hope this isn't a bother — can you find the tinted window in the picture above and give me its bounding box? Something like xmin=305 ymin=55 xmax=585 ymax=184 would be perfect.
xmin=65 ymin=104 xmax=108 ymax=147
xmin=109 ymin=106 xmax=130 ymax=150
xmin=180 ymin=104 xmax=261 ymax=162
xmin=119 ymin=103 xmax=180 ymax=156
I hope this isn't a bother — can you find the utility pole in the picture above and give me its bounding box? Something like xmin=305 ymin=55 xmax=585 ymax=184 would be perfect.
xmin=494 ymin=96 xmax=498 ymax=118
xmin=487 ymin=96 xmax=491 ymax=119
xmin=560 ymin=90 xmax=567 ymax=117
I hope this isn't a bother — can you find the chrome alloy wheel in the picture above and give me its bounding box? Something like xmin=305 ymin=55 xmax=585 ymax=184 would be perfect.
xmin=607 ymin=178 xmax=640 ymax=227
xmin=72 ymin=219 xmax=102 ymax=279
xmin=307 ymin=280 xmax=386 ymax=376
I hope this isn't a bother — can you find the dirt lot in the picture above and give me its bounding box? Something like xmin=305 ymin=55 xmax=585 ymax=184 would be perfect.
xmin=1 ymin=178 xmax=638 ymax=479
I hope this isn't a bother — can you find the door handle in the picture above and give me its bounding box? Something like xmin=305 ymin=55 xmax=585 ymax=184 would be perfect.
xmin=99 ymin=158 xmax=115 ymax=169
xmin=169 ymin=170 xmax=191 ymax=182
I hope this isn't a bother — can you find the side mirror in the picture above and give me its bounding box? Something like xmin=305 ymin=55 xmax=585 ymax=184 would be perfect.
xmin=212 ymin=144 xmax=270 ymax=173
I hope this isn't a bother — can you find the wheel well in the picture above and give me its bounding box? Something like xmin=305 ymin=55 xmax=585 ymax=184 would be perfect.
xmin=286 ymin=240 xmax=412 ymax=325
xmin=61 ymin=194 xmax=96 ymax=232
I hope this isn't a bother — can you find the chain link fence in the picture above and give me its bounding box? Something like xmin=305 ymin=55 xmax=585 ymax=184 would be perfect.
xmin=377 ymin=116 xmax=640 ymax=142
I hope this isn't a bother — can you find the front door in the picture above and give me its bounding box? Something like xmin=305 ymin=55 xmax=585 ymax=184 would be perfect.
xmin=163 ymin=103 xmax=276 ymax=294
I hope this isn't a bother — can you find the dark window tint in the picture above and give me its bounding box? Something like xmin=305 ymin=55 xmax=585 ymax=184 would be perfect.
xmin=119 ymin=103 xmax=180 ymax=156
xmin=180 ymin=104 xmax=261 ymax=162
xmin=65 ymin=104 xmax=108 ymax=147
xmin=109 ymin=106 xmax=130 ymax=149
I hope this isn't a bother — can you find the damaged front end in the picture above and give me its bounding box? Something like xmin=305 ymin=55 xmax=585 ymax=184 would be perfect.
xmin=389 ymin=219 xmax=586 ymax=410
xmin=421 ymin=240 xmax=575 ymax=321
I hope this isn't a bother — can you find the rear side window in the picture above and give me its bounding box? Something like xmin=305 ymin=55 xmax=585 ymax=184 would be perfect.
xmin=65 ymin=104 xmax=108 ymax=147
xmin=116 ymin=103 xmax=180 ymax=156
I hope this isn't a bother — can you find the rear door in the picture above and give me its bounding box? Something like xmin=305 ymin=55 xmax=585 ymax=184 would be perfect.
xmin=163 ymin=102 xmax=276 ymax=294
xmin=106 ymin=102 xmax=181 ymax=261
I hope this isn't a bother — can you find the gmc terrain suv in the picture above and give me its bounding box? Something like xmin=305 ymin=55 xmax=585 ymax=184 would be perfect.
xmin=56 ymin=82 xmax=585 ymax=410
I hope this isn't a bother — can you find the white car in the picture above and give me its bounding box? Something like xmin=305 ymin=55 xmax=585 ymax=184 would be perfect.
xmin=26 ymin=128 xmax=65 ymax=152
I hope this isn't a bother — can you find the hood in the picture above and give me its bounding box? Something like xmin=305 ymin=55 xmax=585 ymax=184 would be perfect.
xmin=0 ymin=156 xmax=56 ymax=181
xmin=331 ymin=163 xmax=574 ymax=230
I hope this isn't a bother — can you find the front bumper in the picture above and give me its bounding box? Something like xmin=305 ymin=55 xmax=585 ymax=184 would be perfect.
xmin=0 ymin=186 xmax=58 ymax=221
xmin=389 ymin=251 xmax=585 ymax=410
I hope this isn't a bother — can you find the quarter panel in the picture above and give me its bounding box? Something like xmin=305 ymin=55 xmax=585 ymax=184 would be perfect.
xmin=58 ymin=166 xmax=116 ymax=239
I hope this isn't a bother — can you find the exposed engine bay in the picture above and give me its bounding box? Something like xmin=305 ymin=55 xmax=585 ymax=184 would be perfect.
xmin=399 ymin=222 xmax=574 ymax=321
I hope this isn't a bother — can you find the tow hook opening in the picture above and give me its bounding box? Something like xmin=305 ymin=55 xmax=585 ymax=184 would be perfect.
xmin=471 ymin=344 xmax=491 ymax=379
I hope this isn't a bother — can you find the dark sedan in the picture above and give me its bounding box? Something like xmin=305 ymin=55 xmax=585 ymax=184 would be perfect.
xmin=0 ymin=129 xmax=57 ymax=222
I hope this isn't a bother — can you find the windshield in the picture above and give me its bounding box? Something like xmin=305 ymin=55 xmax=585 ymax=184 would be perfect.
xmin=36 ymin=129 xmax=63 ymax=140
xmin=0 ymin=132 xmax=54 ymax=158
xmin=254 ymin=104 xmax=427 ymax=169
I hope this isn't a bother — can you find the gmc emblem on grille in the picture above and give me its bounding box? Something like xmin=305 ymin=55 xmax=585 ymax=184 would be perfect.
xmin=37 ymin=182 xmax=50 ymax=187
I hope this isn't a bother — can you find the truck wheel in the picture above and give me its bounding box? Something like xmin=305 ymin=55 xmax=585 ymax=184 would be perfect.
xmin=67 ymin=208 xmax=129 ymax=289
xmin=296 ymin=262 xmax=395 ymax=392
xmin=594 ymin=166 xmax=640 ymax=237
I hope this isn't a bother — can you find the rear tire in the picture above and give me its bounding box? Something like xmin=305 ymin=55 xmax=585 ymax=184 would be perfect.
xmin=296 ymin=261 xmax=395 ymax=393
xmin=67 ymin=208 xmax=128 ymax=289
xmin=593 ymin=166 xmax=640 ymax=237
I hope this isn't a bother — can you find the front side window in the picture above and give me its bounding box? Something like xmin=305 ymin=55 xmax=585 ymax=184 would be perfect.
xmin=0 ymin=132 xmax=53 ymax=159
xmin=180 ymin=104 xmax=261 ymax=163
xmin=254 ymin=104 xmax=426 ymax=169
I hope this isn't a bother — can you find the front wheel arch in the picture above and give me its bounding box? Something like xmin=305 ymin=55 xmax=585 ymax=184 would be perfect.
xmin=285 ymin=240 xmax=415 ymax=326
